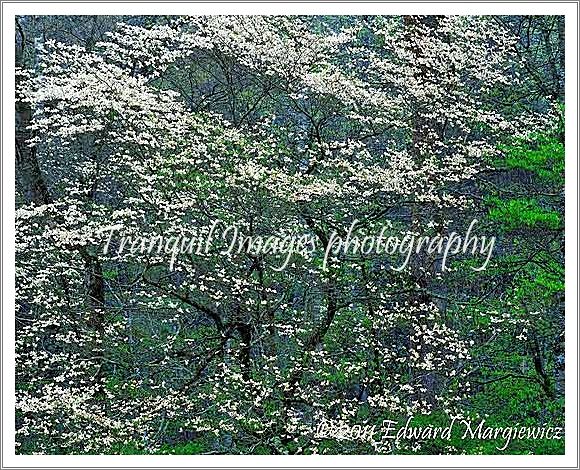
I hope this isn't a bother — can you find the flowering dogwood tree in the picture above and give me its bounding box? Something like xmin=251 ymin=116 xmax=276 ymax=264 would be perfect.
xmin=15 ymin=15 xmax=563 ymax=454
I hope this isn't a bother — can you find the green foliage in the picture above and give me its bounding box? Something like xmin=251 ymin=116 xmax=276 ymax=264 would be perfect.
xmin=157 ymin=441 xmax=206 ymax=455
xmin=497 ymin=133 xmax=564 ymax=184
xmin=487 ymin=197 xmax=561 ymax=230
